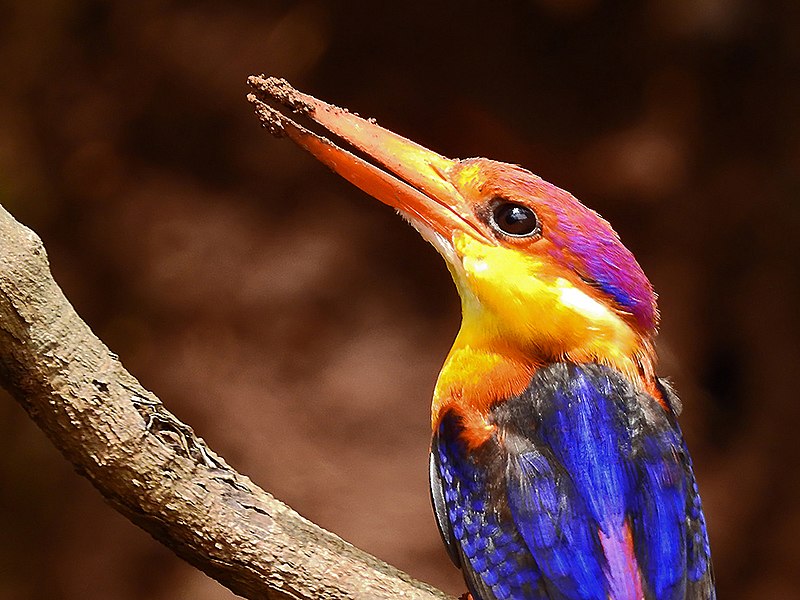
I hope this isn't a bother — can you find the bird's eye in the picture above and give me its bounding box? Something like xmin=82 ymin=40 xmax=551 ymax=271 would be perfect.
xmin=490 ymin=202 xmax=540 ymax=237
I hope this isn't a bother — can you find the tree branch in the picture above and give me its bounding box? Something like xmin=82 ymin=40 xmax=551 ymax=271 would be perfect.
xmin=0 ymin=204 xmax=452 ymax=600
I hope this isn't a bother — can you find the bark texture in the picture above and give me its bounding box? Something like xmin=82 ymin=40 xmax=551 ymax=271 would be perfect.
xmin=0 ymin=203 xmax=451 ymax=600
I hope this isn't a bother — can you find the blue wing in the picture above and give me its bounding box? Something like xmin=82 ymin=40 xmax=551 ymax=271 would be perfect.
xmin=431 ymin=418 xmax=550 ymax=600
xmin=429 ymin=363 xmax=715 ymax=600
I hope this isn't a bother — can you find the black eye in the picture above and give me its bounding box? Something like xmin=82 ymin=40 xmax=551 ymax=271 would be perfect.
xmin=490 ymin=202 xmax=540 ymax=237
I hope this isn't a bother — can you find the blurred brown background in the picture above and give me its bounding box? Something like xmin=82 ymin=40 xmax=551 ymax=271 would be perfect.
xmin=1 ymin=1 xmax=799 ymax=598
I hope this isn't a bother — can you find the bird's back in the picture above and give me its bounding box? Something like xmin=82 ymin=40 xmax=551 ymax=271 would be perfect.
xmin=430 ymin=362 xmax=715 ymax=600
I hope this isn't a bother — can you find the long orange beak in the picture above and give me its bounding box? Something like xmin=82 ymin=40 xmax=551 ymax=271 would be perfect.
xmin=247 ymin=76 xmax=489 ymax=244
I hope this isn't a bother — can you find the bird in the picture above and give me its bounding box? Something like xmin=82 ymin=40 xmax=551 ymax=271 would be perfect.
xmin=247 ymin=76 xmax=715 ymax=600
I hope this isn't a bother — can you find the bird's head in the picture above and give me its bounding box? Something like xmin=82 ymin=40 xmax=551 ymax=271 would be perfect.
xmin=250 ymin=78 xmax=660 ymax=434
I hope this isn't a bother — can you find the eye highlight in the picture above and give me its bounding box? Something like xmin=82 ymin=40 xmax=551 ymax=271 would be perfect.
xmin=490 ymin=201 xmax=541 ymax=237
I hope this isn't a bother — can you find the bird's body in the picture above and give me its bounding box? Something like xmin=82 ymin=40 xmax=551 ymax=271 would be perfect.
xmin=250 ymin=77 xmax=715 ymax=600
xmin=431 ymin=363 xmax=712 ymax=600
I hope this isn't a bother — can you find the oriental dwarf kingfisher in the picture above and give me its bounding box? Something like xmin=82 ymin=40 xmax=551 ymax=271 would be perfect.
xmin=248 ymin=76 xmax=715 ymax=600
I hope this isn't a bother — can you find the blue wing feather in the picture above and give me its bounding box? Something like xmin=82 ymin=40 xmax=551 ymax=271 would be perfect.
xmin=506 ymin=447 xmax=606 ymax=599
xmin=433 ymin=419 xmax=548 ymax=600
xmin=429 ymin=362 xmax=715 ymax=600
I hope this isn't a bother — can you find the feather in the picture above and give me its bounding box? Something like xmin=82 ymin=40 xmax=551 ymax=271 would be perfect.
xmin=430 ymin=363 xmax=714 ymax=600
